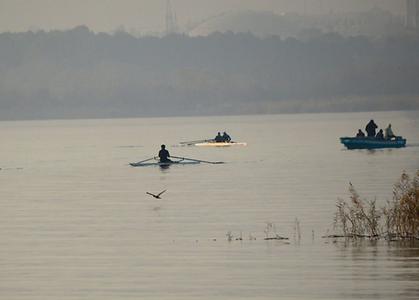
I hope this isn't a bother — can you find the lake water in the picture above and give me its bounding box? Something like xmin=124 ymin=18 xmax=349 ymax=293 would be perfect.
xmin=1 ymin=111 xmax=418 ymax=300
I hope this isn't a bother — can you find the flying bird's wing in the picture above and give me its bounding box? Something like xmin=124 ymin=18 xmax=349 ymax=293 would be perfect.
xmin=157 ymin=189 xmax=167 ymax=197
xmin=146 ymin=192 xmax=156 ymax=197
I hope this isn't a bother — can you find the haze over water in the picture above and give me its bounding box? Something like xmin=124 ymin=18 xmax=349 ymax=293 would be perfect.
xmin=0 ymin=110 xmax=418 ymax=299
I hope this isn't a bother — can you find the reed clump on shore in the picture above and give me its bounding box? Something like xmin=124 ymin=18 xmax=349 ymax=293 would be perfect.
xmin=330 ymin=170 xmax=418 ymax=240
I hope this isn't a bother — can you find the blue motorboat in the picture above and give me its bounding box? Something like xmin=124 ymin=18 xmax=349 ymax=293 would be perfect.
xmin=340 ymin=136 xmax=407 ymax=149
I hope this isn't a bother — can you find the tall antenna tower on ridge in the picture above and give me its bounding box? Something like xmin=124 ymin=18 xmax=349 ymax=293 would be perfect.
xmin=165 ymin=0 xmax=178 ymax=35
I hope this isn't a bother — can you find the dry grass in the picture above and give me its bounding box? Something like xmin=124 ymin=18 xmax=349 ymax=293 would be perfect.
xmin=383 ymin=170 xmax=419 ymax=239
xmin=331 ymin=171 xmax=419 ymax=240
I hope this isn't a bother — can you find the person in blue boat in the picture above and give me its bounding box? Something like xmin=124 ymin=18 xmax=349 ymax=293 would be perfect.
xmin=376 ymin=129 xmax=384 ymax=140
xmin=356 ymin=129 xmax=365 ymax=138
xmin=365 ymin=120 xmax=378 ymax=137
xmin=158 ymin=144 xmax=172 ymax=163
xmin=385 ymin=124 xmax=396 ymax=140
xmin=214 ymin=132 xmax=224 ymax=142
xmin=222 ymin=131 xmax=231 ymax=142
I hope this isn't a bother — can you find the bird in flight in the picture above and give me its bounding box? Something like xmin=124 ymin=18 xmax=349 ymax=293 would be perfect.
xmin=146 ymin=190 xmax=167 ymax=199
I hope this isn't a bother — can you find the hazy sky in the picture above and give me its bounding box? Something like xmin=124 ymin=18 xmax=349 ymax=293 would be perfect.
xmin=0 ymin=0 xmax=405 ymax=33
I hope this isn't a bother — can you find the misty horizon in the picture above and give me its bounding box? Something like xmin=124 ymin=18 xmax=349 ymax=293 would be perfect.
xmin=1 ymin=25 xmax=418 ymax=121
xmin=0 ymin=0 xmax=406 ymax=34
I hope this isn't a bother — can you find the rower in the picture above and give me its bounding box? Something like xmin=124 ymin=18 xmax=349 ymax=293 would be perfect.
xmin=158 ymin=144 xmax=172 ymax=163
xmin=222 ymin=131 xmax=231 ymax=142
xmin=214 ymin=132 xmax=224 ymax=143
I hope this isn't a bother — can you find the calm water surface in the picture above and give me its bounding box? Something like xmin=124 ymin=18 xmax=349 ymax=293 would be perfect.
xmin=1 ymin=111 xmax=418 ymax=299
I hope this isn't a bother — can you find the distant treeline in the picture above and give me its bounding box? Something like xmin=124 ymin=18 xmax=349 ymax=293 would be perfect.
xmin=0 ymin=26 xmax=418 ymax=120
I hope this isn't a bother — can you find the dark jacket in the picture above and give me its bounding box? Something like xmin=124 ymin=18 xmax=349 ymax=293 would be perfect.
xmin=158 ymin=149 xmax=171 ymax=162
xmin=365 ymin=120 xmax=378 ymax=137
xmin=376 ymin=130 xmax=384 ymax=140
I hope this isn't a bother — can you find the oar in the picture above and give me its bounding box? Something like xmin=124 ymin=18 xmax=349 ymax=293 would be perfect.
xmin=179 ymin=139 xmax=214 ymax=145
xmin=171 ymin=155 xmax=224 ymax=164
xmin=132 ymin=157 xmax=156 ymax=164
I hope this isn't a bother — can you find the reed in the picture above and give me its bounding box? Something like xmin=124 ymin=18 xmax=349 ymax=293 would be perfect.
xmin=264 ymin=222 xmax=289 ymax=240
xmin=226 ymin=231 xmax=234 ymax=242
xmin=332 ymin=171 xmax=418 ymax=240
xmin=293 ymin=218 xmax=301 ymax=242
xmin=383 ymin=170 xmax=419 ymax=239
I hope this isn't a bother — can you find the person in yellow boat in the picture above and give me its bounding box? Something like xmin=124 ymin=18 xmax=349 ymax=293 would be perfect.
xmin=214 ymin=132 xmax=224 ymax=142
xmin=222 ymin=131 xmax=231 ymax=142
